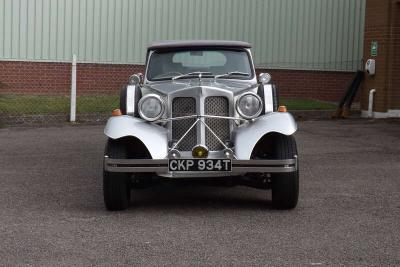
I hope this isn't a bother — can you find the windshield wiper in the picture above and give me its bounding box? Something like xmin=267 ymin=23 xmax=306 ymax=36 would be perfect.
xmin=214 ymin=71 xmax=250 ymax=79
xmin=172 ymin=72 xmax=213 ymax=81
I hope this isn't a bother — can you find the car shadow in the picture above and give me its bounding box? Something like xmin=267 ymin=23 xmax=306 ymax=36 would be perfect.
xmin=128 ymin=183 xmax=274 ymax=211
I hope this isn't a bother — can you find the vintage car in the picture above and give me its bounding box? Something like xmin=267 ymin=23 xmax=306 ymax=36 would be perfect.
xmin=103 ymin=40 xmax=298 ymax=211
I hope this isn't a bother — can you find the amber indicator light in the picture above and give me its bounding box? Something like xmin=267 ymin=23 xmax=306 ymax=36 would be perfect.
xmin=112 ymin=109 xmax=122 ymax=116
xmin=278 ymin=106 xmax=287 ymax=112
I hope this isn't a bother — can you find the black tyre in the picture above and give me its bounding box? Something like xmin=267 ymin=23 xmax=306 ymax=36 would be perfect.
xmin=103 ymin=139 xmax=131 ymax=211
xmin=271 ymin=135 xmax=299 ymax=209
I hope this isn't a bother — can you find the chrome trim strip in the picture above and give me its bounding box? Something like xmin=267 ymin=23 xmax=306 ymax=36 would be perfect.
xmin=198 ymin=94 xmax=205 ymax=146
xmin=104 ymin=157 xmax=297 ymax=173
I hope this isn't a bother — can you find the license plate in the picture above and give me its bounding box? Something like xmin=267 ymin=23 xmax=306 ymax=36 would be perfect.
xmin=168 ymin=159 xmax=232 ymax=172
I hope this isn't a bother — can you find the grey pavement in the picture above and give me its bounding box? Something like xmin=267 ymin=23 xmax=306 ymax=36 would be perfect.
xmin=0 ymin=120 xmax=399 ymax=266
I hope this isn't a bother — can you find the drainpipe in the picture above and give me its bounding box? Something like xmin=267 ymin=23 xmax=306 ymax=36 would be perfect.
xmin=368 ymin=89 xmax=376 ymax=118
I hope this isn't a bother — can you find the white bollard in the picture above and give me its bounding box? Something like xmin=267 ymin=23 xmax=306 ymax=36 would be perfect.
xmin=70 ymin=54 xmax=77 ymax=122
xmin=368 ymin=89 xmax=376 ymax=118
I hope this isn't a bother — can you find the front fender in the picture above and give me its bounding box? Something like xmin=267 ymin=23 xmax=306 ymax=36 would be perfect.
xmin=233 ymin=112 xmax=297 ymax=159
xmin=104 ymin=116 xmax=168 ymax=159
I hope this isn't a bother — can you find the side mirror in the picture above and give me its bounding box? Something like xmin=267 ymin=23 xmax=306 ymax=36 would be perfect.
xmin=128 ymin=73 xmax=143 ymax=85
xmin=137 ymin=73 xmax=144 ymax=84
xmin=258 ymin=73 xmax=272 ymax=84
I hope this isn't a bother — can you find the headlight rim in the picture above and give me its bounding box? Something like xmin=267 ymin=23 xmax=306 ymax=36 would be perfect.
xmin=138 ymin=94 xmax=165 ymax=122
xmin=128 ymin=74 xmax=141 ymax=85
xmin=235 ymin=92 xmax=263 ymax=119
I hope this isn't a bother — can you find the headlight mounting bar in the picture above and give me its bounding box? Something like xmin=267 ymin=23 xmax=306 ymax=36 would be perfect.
xmin=198 ymin=119 xmax=231 ymax=152
xmin=156 ymin=114 xmax=248 ymax=123
xmin=167 ymin=115 xmax=235 ymax=156
xmin=169 ymin=118 xmax=200 ymax=151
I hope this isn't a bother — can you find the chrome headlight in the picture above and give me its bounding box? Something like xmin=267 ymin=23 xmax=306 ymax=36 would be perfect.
xmin=258 ymin=73 xmax=272 ymax=84
xmin=236 ymin=92 xmax=263 ymax=119
xmin=128 ymin=74 xmax=141 ymax=85
xmin=138 ymin=94 xmax=165 ymax=121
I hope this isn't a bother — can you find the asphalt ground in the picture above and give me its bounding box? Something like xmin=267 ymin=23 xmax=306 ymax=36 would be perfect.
xmin=1 ymin=119 xmax=399 ymax=266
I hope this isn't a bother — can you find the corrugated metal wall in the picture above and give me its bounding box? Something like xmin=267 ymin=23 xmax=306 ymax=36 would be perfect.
xmin=0 ymin=0 xmax=365 ymax=71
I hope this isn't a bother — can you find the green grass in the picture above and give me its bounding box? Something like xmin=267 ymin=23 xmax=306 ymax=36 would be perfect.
xmin=281 ymin=98 xmax=337 ymax=110
xmin=0 ymin=94 xmax=336 ymax=115
xmin=0 ymin=94 xmax=119 ymax=115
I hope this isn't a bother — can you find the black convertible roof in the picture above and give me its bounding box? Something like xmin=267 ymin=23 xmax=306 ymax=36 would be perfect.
xmin=148 ymin=40 xmax=252 ymax=50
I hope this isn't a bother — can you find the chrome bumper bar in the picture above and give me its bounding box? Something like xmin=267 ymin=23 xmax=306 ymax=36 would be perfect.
xmin=104 ymin=156 xmax=298 ymax=173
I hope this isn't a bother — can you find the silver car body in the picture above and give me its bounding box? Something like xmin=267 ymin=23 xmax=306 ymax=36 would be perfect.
xmin=104 ymin=41 xmax=297 ymax=177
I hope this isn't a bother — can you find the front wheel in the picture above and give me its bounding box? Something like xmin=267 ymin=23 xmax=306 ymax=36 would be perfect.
xmin=271 ymin=135 xmax=299 ymax=209
xmin=103 ymin=139 xmax=131 ymax=211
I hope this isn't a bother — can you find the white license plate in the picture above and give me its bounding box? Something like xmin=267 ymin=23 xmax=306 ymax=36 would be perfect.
xmin=168 ymin=159 xmax=232 ymax=172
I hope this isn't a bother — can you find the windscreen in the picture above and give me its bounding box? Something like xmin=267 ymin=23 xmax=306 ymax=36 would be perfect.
xmin=146 ymin=49 xmax=253 ymax=81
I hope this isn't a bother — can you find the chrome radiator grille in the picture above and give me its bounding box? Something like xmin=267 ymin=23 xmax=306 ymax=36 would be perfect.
xmin=205 ymin=97 xmax=230 ymax=150
xmin=171 ymin=96 xmax=230 ymax=151
xmin=172 ymin=97 xmax=197 ymax=151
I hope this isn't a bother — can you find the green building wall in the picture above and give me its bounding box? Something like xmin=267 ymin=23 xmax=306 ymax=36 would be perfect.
xmin=0 ymin=0 xmax=365 ymax=71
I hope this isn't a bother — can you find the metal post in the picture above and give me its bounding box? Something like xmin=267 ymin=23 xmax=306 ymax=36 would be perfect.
xmin=70 ymin=54 xmax=77 ymax=122
xmin=368 ymin=89 xmax=376 ymax=118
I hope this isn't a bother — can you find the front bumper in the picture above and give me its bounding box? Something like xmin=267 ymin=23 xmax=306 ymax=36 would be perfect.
xmin=104 ymin=156 xmax=298 ymax=177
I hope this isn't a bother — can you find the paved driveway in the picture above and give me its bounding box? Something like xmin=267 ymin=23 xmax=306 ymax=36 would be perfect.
xmin=1 ymin=120 xmax=399 ymax=266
